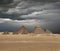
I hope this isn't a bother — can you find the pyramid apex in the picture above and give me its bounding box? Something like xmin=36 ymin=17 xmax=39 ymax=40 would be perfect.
xmin=18 ymin=25 xmax=29 ymax=34
xmin=35 ymin=22 xmax=40 ymax=28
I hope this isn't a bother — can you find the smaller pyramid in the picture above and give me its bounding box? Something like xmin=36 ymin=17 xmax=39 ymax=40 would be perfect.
xmin=13 ymin=31 xmax=19 ymax=34
xmin=15 ymin=26 xmax=29 ymax=34
xmin=3 ymin=32 xmax=9 ymax=35
xmin=45 ymin=29 xmax=52 ymax=34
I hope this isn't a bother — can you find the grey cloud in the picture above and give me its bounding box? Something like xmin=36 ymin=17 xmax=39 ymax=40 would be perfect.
xmin=0 ymin=0 xmax=13 ymax=5
xmin=20 ymin=9 xmax=60 ymax=19
xmin=0 ymin=1 xmax=60 ymax=21
xmin=0 ymin=0 xmax=60 ymax=33
xmin=0 ymin=0 xmax=60 ymax=13
xmin=24 ymin=0 xmax=60 ymax=2
xmin=0 ymin=0 xmax=22 ymax=12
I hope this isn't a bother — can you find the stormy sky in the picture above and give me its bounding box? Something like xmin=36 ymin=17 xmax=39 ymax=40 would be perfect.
xmin=0 ymin=0 xmax=60 ymax=33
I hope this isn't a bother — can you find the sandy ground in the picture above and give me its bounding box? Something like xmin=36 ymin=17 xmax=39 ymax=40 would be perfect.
xmin=0 ymin=34 xmax=60 ymax=51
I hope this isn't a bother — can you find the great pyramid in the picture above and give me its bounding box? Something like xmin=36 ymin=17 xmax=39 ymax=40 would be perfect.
xmin=14 ymin=26 xmax=29 ymax=34
xmin=32 ymin=23 xmax=47 ymax=34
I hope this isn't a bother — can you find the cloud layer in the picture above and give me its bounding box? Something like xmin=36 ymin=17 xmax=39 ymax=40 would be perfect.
xmin=0 ymin=0 xmax=60 ymax=33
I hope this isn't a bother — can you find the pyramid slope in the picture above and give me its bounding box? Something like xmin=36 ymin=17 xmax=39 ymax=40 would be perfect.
xmin=32 ymin=22 xmax=47 ymax=34
xmin=45 ymin=29 xmax=52 ymax=34
xmin=17 ymin=26 xmax=29 ymax=34
xmin=32 ymin=27 xmax=46 ymax=34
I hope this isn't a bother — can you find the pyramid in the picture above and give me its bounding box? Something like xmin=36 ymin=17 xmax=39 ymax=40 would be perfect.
xmin=13 ymin=31 xmax=19 ymax=34
xmin=16 ymin=26 xmax=29 ymax=34
xmin=32 ymin=23 xmax=46 ymax=34
xmin=45 ymin=29 xmax=52 ymax=34
xmin=3 ymin=32 xmax=9 ymax=35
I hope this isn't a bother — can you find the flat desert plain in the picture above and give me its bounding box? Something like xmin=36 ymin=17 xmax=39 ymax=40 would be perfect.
xmin=0 ymin=34 xmax=60 ymax=51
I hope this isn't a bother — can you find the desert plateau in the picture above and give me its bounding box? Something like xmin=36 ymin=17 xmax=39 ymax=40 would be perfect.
xmin=0 ymin=34 xmax=60 ymax=51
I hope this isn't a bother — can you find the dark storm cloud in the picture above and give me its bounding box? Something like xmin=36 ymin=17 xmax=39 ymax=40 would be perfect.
xmin=23 ymin=0 xmax=60 ymax=2
xmin=0 ymin=0 xmax=22 ymax=12
xmin=0 ymin=0 xmax=13 ymax=5
xmin=0 ymin=1 xmax=59 ymax=20
xmin=0 ymin=0 xmax=60 ymax=19
xmin=0 ymin=0 xmax=60 ymax=33
xmin=0 ymin=12 xmax=25 ymax=20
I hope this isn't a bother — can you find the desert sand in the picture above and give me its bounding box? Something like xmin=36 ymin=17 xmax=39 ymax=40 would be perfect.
xmin=0 ymin=34 xmax=60 ymax=51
